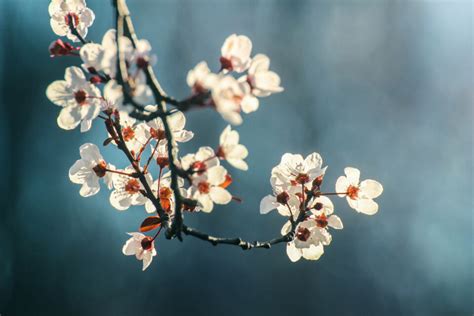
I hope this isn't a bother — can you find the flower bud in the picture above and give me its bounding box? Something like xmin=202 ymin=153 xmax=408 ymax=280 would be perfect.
xmin=276 ymin=191 xmax=290 ymax=205
xmin=140 ymin=236 xmax=154 ymax=251
xmin=49 ymin=39 xmax=76 ymax=57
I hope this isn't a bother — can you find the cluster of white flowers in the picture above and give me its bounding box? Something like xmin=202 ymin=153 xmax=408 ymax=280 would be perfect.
xmin=47 ymin=0 xmax=383 ymax=271
xmin=186 ymin=34 xmax=284 ymax=125
xmin=260 ymin=153 xmax=382 ymax=262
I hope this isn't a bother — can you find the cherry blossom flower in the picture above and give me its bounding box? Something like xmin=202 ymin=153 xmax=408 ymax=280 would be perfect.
xmin=69 ymin=143 xmax=114 ymax=197
xmin=180 ymin=146 xmax=219 ymax=174
xmin=260 ymin=185 xmax=300 ymax=218
xmin=145 ymin=172 xmax=185 ymax=214
xmin=282 ymin=220 xmax=325 ymax=262
xmin=122 ymin=232 xmax=156 ymax=271
xmin=211 ymin=76 xmax=258 ymax=125
xmin=308 ymin=196 xmax=343 ymax=231
xmin=146 ymin=111 xmax=194 ymax=144
xmin=271 ymin=152 xmax=327 ymax=190
xmin=335 ymin=167 xmax=383 ymax=215
xmin=241 ymin=54 xmax=284 ymax=97
xmin=220 ymin=34 xmax=252 ymax=73
xmin=103 ymin=77 xmax=153 ymax=112
xmin=49 ymin=0 xmax=95 ymax=42
xmin=216 ymin=125 xmax=248 ymax=170
xmin=129 ymin=39 xmax=157 ymax=71
xmin=109 ymin=166 xmax=152 ymax=211
xmin=80 ymin=43 xmax=104 ymax=72
xmin=189 ymin=165 xmax=232 ymax=212
xmin=46 ymin=66 xmax=102 ymax=132
xmin=186 ymin=61 xmax=218 ymax=94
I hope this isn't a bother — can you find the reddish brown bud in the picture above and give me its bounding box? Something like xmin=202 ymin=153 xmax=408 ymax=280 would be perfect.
xmin=49 ymin=39 xmax=76 ymax=57
xmin=219 ymin=57 xmax=233 ymax=71
xmin=314 ymin=202 xmax=323 ymax=211
xmin=140 ymin=236 xmax=154 ymax=251
xmin=296 ymin=227 xmax=311 ymax=242
xmin=90 ymin=76 xmax=103 ymax=84
xmin=92 ymin=161 xmax=107 ymax=178
xmin=136 ymin=57 xmax=149 ymax=69
xmin=276 ymin=191 xmax=290 ymax=204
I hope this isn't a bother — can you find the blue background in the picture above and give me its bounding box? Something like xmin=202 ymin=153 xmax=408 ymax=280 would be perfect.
xmin=0 ymin=0 xmax=472 ymax=315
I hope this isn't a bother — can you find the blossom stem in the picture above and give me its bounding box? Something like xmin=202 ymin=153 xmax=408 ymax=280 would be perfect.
xmin=136 ymin=136 xmax=153 ymax=162
xmin=143 ymin=139 xmax=160 ymax=173
xmin=105 ymin=168 xmax=135 ymax=177
xmin=320 ymin=192 xmax=347 ymax=196
xmin=67 ymin=18 xmax=88 ymax=45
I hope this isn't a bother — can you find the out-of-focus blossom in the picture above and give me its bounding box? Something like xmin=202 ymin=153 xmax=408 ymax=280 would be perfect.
xmin=216 ymin=125 xmax=248 ymax=170
xmin=220 ymin=34 xmax=252 ymax=73
xmin=49 ymin=0 xmax=95 ymax=42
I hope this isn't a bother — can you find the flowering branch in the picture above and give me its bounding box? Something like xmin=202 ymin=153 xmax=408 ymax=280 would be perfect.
xmin=47 ymin=0 xmax=384 ymax=271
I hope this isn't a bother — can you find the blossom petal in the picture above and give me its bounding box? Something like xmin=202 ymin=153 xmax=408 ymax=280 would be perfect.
xmin=260 ymin=195 xmax=277 ymax=214
xmin=360 ymin=180 xmax=383 ymax=199
xmin=344 ymin=167 xmax=360 ymax=185
xmin=328 ymin=215 xmax=343 ymax=229
xmin=207 ymin=166 xmax=227 ymax=186
xmin=286 ymin=242 xmax=302 ymax=262
xmin=335 ymin=176 xmax=349 ymax=197
xmin=209 ymin=187 xmax=232 ymax=205
xmin=302 ymin=244 xmax=324 ymax=260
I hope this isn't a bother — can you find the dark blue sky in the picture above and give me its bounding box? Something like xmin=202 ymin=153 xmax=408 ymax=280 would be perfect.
xmin=0 ymin=0 xmax=472 ymax=315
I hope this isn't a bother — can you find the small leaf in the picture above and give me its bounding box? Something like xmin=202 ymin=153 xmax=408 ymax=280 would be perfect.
xmin=139 ymin=216 xmax=161 ymax=232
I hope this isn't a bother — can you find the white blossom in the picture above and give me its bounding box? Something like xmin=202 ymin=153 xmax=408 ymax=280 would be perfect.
xmin=46 ymin=66 xmax=102 ymax=132
xmin=186 ymin=61 xmax=219 ymax=94
xmin=189 ymin=165 xmax=232 ymax=212
xmin=217 ymin=125 xmax=248 ymax=170
xmin=180 ymin=146 xmax=219 ymax=173
xmin=220 ymin=34 xmax=252 ymax=73
xmin=109 ymin=166 xmax=151 ymax=211
xmin=242 ymin=54 xmax=283 ymax=97
xmin=335 ymin=167 xmax=383 ymax=215
xmin=271 ymin=152 xmax=327 ymax=190
xmin=69 ymin=143 xmax=114 ymax=197
xmin=49 ymin=0 xmax=95 ymax=42
xmin=145 ymin=171 xmax=185 ymax=214
xmin=211 ymin=76 xmax=258 ymax=125
xmin=122 ymin=232 xmax=156 ymax=271
xmin=146 ymin=111 xmax=194 ymax=144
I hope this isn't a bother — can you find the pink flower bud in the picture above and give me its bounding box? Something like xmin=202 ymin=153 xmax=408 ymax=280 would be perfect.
xmin=49 ymin=39 xmax=76 ymax=57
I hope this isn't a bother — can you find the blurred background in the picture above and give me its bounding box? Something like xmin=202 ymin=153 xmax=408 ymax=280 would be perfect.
xmin=0 ymin=0 xmax=472 ymax=315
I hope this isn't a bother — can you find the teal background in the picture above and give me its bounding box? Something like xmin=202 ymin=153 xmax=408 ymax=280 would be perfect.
xmin=0 ymin=0 xmax=472 ymax=315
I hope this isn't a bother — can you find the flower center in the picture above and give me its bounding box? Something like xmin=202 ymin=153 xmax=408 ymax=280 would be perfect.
xmin=191 ymin=161 xmax=207 ymax=174
xmin=150 ymin=127 xmax=166 ymax=140
xmin=136 ymin=56 xmax=149 ymax=69
xmin=159 ymin=187 xmax=172 ymax=200
xmin=140 ymin=236 xmax=154 ymax=251
xmin=276 ymin=191 xmax=290 ymax=204
xmin=64 ymin=13 xmax=80 ymax=27
xmin=295 ymin=173 xmax=310 ymax=184
xmin=347 ymin=185 xmax=359 ymax=200
xmin=74 ymin=90 xmax=87 ymax=105
xmin=122 ymin=126 xmax=135 ymax=142
xmin=198 ymin=181 xmax=210 ymax=194
xmin=296 ymin=227 xmax=311 ymax=242
xmin=215 ymin=146 xmax=226 ymax=159
xmin=125 ymin=179 xmax=141 ymax=194
xmin=92 ymin=160 xmax=107 ymax=178
xmin=156 ymin=156 xmax=169 ymax=168
xmin=315 ymin=214 xmax=328 ymax=228
xmin=219 ymin=56 xmax=233 ymax=71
